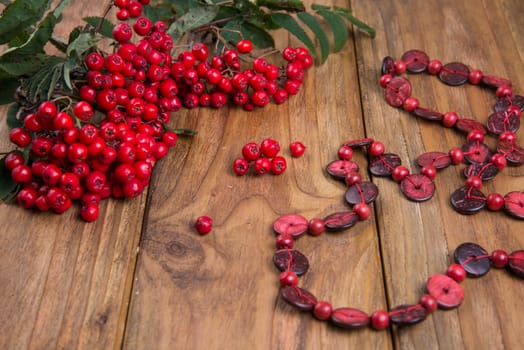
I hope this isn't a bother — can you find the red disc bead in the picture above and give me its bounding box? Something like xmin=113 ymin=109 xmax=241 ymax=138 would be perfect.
xmin=468 ymin=69 xmax=483 ymax=85
xmin=419 ymin=294 xmax=438 ymax=313
xmin=427 ymin=59 xmax=443 ymax=75
xmin=370 ymin=310 xmax=389 ymax=330
xmin=391 ymin=165 xmax=410 ymax=182
xmin=308 ymin=218 xmax=325 ymax=236
xmin=486 ymin=193 xmax=504 ymax=211
xmin=446 ymin=263 xmax=467 ymax=283
xmin=491 ymin=249 xmax=509 ymax=268
xmin=442 ymin=112 xmax=459 ymax=127
xmin=313 ymin=301 xmax=333 ymax=321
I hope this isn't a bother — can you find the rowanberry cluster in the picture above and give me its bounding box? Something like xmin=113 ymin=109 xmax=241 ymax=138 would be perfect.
xmin=233 ymin=138 xmax=287 ymax=175
xmin=4 ymin=0 xmax=313 ymax=222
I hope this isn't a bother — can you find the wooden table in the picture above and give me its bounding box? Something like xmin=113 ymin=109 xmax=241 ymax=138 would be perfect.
xmin=1 ymin=0 xmax=523 ymax=349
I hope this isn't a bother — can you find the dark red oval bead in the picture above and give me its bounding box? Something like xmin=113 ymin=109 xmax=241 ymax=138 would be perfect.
xmin=389 ymin=304 xmax=428 ymax=326
xmin=330 ymin=307 xmax=370 ymax=329
xmin=439 ymin=62 xmax=470 ymax=86
xmin=345 ymin=181 xmax=379 ymax=205
xmin=503 ymin=191 xmax=524 ymax=219
xmin=273 ymin=249 xmax=309 ymax=276
xmin=323 ymin=211 xmax=359 ymax=232
xmin=454 ymin=242 xmax=490 ymax=277
xmin=369 ymin=154 xmax=402 ymax=177
xmin=508 ymin=250 xmax=524 ymax=278
xmin=280 ymin=286 xmax=317 ymax=311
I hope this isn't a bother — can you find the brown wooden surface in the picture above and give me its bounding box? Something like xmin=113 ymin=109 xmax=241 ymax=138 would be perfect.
xmin=1 ymin=0 xmax=524 ymax=349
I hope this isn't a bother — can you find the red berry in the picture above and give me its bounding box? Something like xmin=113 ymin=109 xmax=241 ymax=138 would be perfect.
xmin=73 ymin=101 xmax=93 ymax=121
xmin=241 ymin=142 xmax=260 ymax=161
xmin=233 ymin=157 xmax=249 ymax=176
xmin=11 ymin=165 xmax=32 ymax=183
xmin=253 ymin=157 xmax=271 ymax=175
xmin=4 ymin=152 xmax=25 ymax=170
xmin=289 ymin=141 xmax=306 ymax=157
xmin=112 ymin=23 xmax=132 ymax=43
xmin=260 ymin=138 xmax=280 ymax=158
xmin=9 ymin=127 xmax=32 ymax=147
xmin=236 ymin=39 xmax=253 ymax=54
xmin=80 ymin=203 xmax=100 ymax=222
xmin=270 ymin=156 xmax=287 ymax=175
xmin=194 ymin=215 xmax=213 ymax=235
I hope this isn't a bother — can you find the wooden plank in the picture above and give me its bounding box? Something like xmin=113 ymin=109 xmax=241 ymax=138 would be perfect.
xmin=354 ymin=0 xmax=524 ymax=349
xmin=0 ymin=1 xmax=144 ymax=349
xmin=124 ymin=1 xmax=390 ymax=349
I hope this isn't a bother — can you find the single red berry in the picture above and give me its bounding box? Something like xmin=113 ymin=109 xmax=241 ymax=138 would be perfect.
xmin=80 ymin=203 xmax=100 ymax=222
xmin=4 ymin=152 xmax=25 ymax=171
xmin=133 ymin=16 xmax=153 ymax=36
xmin=270 ymin=156 xmax=287 ymax=175
xmin=112 ymin=23 xmax=132 ymax=42
xmin=9 ymin=127 xmax=32 ymax=147
xmin=236 ymin=39 xmax=253 ymax=54
xmin=85 ymin=52 xmax=105 ymax=71
xmin=289 ymin=141 xmax=306 ymax=158
xmin=73 ymin=101 xmax=93 ymax=121
xmin=11 ymin=165 xmax=32 ymax=183
xmin=253 ymin=157 xmax=271 ymax=175
xmin=260 ymin=138 xmax=280 ymax=158
xmin=194 ymin=215 xmax=213 ymax=235
xmin=233 ymin=158 xmax=250 ymax=176
xmin=17 ymin=187 xmax=38 ymax=209
xmin=241 ymin=142 xmax=260 ymax=161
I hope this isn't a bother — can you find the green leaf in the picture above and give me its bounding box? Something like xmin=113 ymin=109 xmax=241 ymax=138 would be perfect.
xmin=0 ymin=79 xmax=19 ymax=105
xmin=22 ymin=56 xmax=65 ymax=102
xmin=311 ymin=4 xmax=330 ymax=11
xmin=167 ymin=5 xmax=220 ymax=41
xmin=296 ymin=12 xmax=329 ymax=63
xmin=270 ymin=13 xmax=316 ymax=57
xmin=170 ymin=0 xmax=200 ymax=14
xmin=1 ymin=2 xmax=62 ymax=60
xmin=82 ymin=16 xmax=115 ymax=38
xmin=0 ymin=56 xmax=46 ymax=79
xmin=0 ymin=0 xmax=13 ymax=5
xmin=63 ymin=54 xmax=78 ymax=91
xmin=67 ymin=32 xmax=97 ymax=56
xmin=256 ymin=0 xmax=305 ymax=12
xmin=335 ymin=9 xmax=375 ymax=38
xmin=0 ymin=0 xmax=52 ymax=45
xmin=0 ymin=154 xmax=20 ymax=202
xmin=241 ymin=21 xmax=274 ymax=49
xmin=220 ymin=19 xmax=243 ymax=46
xmin=142 ymin=4 xmax=172 ymax=23
xmin=6 ymin=102 xmax=23 ymax=129
xmin=317 ymin=9 xmax=348 ymax=52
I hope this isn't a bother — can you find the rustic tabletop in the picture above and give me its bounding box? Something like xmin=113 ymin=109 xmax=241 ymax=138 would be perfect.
xmin=1 ymin=0 xmax=524 ymax=349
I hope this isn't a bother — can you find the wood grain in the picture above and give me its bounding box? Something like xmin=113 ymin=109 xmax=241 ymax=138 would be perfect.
xmin=1 ymin=0 xmax=523 ymax=349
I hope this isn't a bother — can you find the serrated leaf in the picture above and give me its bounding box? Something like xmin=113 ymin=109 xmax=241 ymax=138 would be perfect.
xmin=317 ymin=9 xmax=348 ymax=53
xmin=335 ymin=9 xmax=375 ymax=38
xmin=0 ymin=154 xmax=20 ymax=202
xmin=0 ymin=79 xmax=19 ymax=105
xmin=167 ymin=6 xmax=219 ymax=41
xmin=6 ymin=102 xmax=23 ymax=129
xmin=0 ymin=0 xmax=52 ymax=45
xmin=241 ymin=21 xmax=274 ymax=48
xmin=256 ymin=0 xmax=305 ymax=12
xmin=270 ymin=13 xmax=316 ymax=57
xmin=220 ymin=19 xmax=243 ymax=46
xmin=67 ymin=32 xmax=97 ymax=56
xmin=1 ymin=5 xmax=60 ymax=60
xmin=0 ymin=55 xmax=47 ymax=79
xmin=297 ymin=12 xmax=329 ymax=63
xmin=22 ymin=56 xmax=65 ymax=102
xmin=82 ymin=16 xmax=115 ymax=38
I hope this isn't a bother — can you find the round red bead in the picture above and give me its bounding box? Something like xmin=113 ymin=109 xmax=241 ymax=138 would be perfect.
xmin=370 ymin=310 xmax=389 ymax=330
xmin=313 ymin=301 xmax=333 ymax=320
xmin=491 ymin=249 xmax=509 ymax=268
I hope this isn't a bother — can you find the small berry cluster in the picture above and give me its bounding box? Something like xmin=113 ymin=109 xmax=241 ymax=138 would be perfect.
xmin=233 ymin=139 xmax=306 ymax=176
xmin=5 ymin=1 xmax=313 ymax=221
